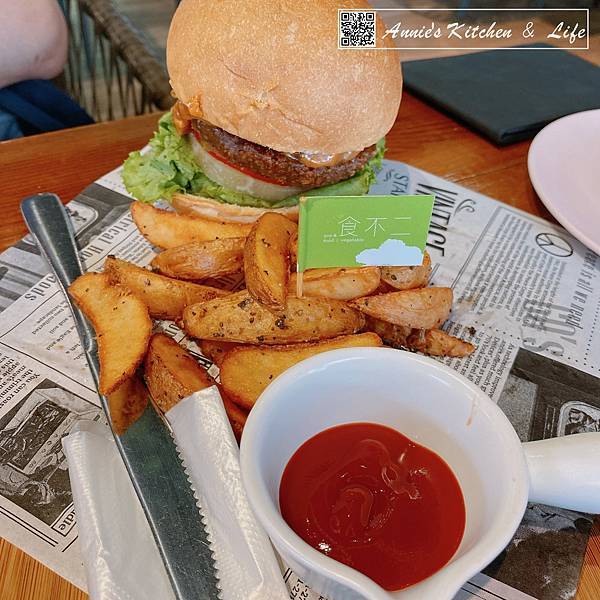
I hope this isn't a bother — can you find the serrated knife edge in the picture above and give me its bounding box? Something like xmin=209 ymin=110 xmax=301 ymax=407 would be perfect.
xmin=21 ymin=193 xmax=221 ymax=600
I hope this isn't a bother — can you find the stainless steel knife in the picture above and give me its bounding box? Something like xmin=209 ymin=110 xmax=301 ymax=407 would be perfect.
xmin=21 ymin=193 xmax=220 ymax=600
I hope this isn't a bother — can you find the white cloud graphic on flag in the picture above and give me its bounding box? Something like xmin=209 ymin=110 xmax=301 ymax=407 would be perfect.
xmin=355 ymin=239 xmax=424 ymax=266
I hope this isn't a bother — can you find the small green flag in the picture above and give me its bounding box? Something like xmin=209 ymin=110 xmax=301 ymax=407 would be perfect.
xmin=297 ymin=195 xmax=434 ymax=272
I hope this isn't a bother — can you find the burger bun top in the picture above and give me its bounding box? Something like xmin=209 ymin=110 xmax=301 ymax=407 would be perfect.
xmin=167 ymin=0 xmax=402 ymax=155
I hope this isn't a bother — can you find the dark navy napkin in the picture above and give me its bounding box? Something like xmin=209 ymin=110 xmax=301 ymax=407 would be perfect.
xmin=402 ymin=43 xmax=600 ymax=145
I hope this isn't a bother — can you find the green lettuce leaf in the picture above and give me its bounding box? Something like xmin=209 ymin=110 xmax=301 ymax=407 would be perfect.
xmin=122 ymin=112 xmax=386 ymax=207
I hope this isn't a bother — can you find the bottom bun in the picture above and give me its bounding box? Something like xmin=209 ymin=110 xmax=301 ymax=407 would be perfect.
xmin=172 ymin=193 xmax=299 ymax=224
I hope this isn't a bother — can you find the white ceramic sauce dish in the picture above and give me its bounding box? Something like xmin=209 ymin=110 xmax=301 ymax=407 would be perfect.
xmin=240 ymin=348 xmax=600 ymax=600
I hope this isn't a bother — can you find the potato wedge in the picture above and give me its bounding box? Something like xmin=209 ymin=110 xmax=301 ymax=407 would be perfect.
xmin=363 ymin=316 xmax=412 ymax=349
xmin=144 ymin=333 xmax=214 ymax=413
xmin=220 ymin=390 xmax=248 ymax=440
xmin=130 ymin=201 xmax=251 ymax=248
xmin=172 ymin=193 xmax=299 ymax=224
xmin=104 ymin=256 xmax=228 ymax=320
xmin=289 ymin=267 xmax=380 ymax=301
xmin=183 ymin=290 xmax=365 ymax=344
xmin=151 ymin=238 xmax=245 ymax=280
xmin=244 ymin=213 xmax=297 ymax=310
xmin=221 ymin=333 xmax=383 ymax=409
xmin=364 ymin=316 xmax=475 ymax=357
xmin=144 ymin=333 xmax=246 ymax=437
xmin=69 ymin=272 xmax=152 ymax=395
xmin=380 ymin=252 xmax=432 ymax=290
xmin=406 ymin=329 xmax=475 ymax=357
xmin=107 ymin=375 xmax=148 ymax=435
xmin=289 ymin=229 xmax=298 ymax=269
xmin=199 ymin=339 xmax=240 ymax=368
xmin=350 ymin=287 xmax=452 ymax=330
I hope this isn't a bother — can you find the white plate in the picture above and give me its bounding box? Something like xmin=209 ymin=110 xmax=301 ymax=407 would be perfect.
xmin=528 ymin=109 xmax=600 ymax=255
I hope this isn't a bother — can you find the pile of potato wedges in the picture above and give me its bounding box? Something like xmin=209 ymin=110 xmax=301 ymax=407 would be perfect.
xmin=68 ymin=197 xmax=475 ymax=438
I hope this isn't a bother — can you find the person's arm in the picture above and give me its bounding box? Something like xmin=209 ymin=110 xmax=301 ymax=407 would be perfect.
xmin=0 ymin=0 xmax=68 ymax=89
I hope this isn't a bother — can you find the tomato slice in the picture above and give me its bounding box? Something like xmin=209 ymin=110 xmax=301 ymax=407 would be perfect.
xmin=192 ymin=130 xmax=287 ymax=186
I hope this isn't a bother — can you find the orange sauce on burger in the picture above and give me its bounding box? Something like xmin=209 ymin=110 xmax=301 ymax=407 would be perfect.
xmin=174 ymin=101 xmax=361 ymax=170
xmin=279 ymin=422 xmax=465 ymax=591
xmin=292 ymin=149 xmax=361 ymax=168
xmin=172 ymin=100 xmax=193 ymax=135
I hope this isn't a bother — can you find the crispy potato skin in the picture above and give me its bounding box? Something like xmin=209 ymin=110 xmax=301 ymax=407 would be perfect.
xmin=406 ymin=329 xmax=475 ymax=357
xmin=144 ymin=333 xmax=213 ymax=413
xmin=380 ymin=252 xmax=432 ymax=290
xmin=144 ymin=333 xmax=247 ymax=437
xmin=130 ymin=201 xmax=251 ymax=248
xmin=69 ymin=272 xmax=152 ymax=395
xmin=244 ymin=213 xmax=297 ymax=310
xmin=220 ymin=333 xmax=382 ymax=409
xmin=289 ymin=229 xmax=298 ymax=270
xmin=151 ymin=238 xmax=245 ymax=280
xmin=289 ymin=267 xmax=380 ymax=301
xmin=104 ymin=256 xmax=228 ymax=320
xmin=199 ymin=339 xmax=240 ymax=368
xmin=108 ymin=375 xmax=148 ymax=435
xmin=350 ymin=287 xmax=453 ymax=330
xmin=364 ymin=316 xmax=412 ymax=349
xmin=183 ymin=290 xmax=365 ymax=344
xmin=364 ymin=317 xmax=475 ymax=357
xmin=219 ymin=391 xmax=248 ymax=440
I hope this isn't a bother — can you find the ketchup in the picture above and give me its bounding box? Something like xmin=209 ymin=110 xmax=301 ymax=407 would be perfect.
xmin=279 ymin=423 xmax=465 ymax=591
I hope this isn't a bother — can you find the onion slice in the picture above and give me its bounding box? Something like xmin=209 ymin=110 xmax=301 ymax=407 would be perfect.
xmin=189 ymin=135 xmax=306 ymax=202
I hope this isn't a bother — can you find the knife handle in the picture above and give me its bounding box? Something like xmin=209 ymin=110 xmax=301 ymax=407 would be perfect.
xmin=20 ymin=194 xmax=98 ymax=365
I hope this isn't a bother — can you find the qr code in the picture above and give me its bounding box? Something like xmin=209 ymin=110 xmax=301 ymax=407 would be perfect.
xmin=338 ymin=10 xmax=376 ymax=48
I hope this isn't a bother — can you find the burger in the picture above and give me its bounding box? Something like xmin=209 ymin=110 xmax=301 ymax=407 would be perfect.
xmin=122 ymin=0 xmax=402 ymax=220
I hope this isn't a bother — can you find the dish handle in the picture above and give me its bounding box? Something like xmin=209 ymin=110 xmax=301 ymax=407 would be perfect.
xmin=523 ymin=432 xmax=600 ymax=514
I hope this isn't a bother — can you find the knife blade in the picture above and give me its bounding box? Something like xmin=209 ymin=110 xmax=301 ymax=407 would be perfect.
xmin=21 ymin=193 xmax=221 ymax=600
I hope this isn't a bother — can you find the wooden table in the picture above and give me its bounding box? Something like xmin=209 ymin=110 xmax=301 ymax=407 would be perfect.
xmin=1 ymin=93 xmax=599 ymax=599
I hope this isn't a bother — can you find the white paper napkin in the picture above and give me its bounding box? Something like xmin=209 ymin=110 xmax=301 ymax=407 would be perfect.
xmin=63 ymin=420 xmax=175 ymax=600
xmin=63 ymin=387 xmax=288 ymax=600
